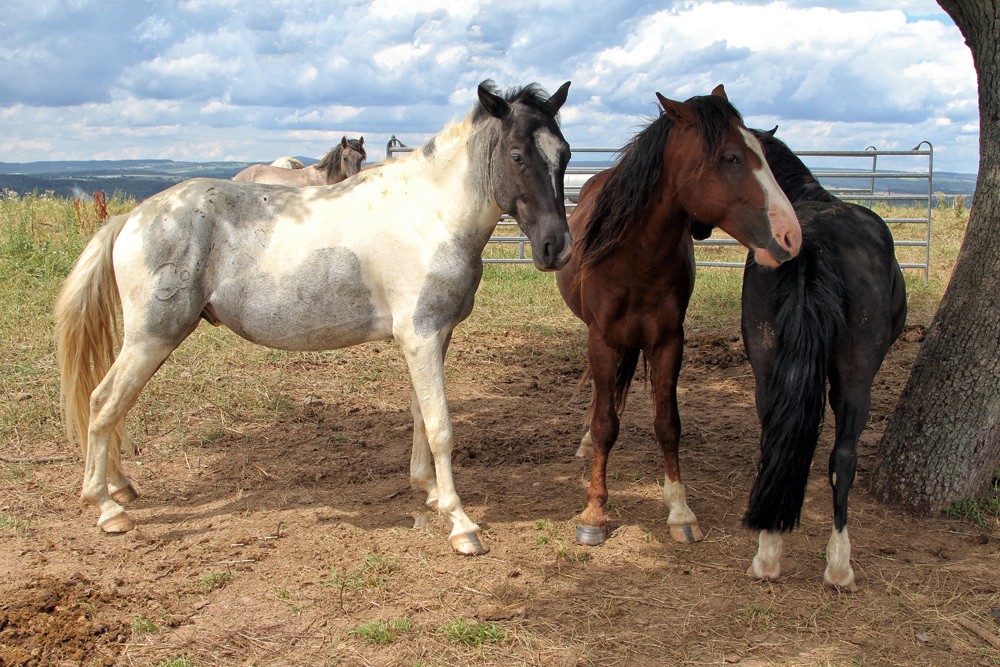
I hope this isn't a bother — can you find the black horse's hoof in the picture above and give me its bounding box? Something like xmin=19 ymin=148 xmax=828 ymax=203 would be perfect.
xmin=576 ymin=524 xmax=607 ymax=546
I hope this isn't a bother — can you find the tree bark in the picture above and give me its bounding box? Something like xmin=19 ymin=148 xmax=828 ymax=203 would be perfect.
xmin=868 ymin=0 xmax=1000 ymax=513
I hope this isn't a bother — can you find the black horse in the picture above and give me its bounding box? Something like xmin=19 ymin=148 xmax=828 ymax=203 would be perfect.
xmin=739 ymin=127 xmax=907 ymax=590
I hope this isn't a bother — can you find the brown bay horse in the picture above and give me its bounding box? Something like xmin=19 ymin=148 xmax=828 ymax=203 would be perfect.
xmin=232 ymin=136 xmax=366 ymax=185
xmin=556 ymin=86 xmax=801 ymax=547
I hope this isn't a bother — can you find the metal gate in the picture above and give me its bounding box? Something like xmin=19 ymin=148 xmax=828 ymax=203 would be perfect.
xmin=386 ymin=136 xmax=933 ymax=282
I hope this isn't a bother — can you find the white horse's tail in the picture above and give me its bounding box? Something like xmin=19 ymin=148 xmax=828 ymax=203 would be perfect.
xmin=55 ymin=214 xmax=131 ymax=461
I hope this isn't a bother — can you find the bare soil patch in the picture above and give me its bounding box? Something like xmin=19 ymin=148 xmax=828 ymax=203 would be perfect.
xmin=2 ymin=320 xmax=999 ymax=666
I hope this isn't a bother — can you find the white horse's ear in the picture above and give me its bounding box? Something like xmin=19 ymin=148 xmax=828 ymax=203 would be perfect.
xmin=656 ymin=93 xmax=697 ymax=127
xmin=711 ymin=84 xmax=728 ymax=101
xmin=547 ymin=81 xmax=571 ymax=113
xmin=359 ymin=137 xmax=364 ymax=146
xmin=479 ymin=83 xmax=510 ymax=119
xmin=341 ymin=136 xmax=348 ymax=147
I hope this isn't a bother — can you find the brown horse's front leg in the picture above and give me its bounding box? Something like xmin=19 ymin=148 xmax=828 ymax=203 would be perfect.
xmin=650 ymin=335 xmax=704 ymax=543
xmin=577 ymin=339 xmax=620 ymax=546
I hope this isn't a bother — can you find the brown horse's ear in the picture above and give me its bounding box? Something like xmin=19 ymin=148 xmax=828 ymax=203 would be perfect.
xmin=359 ymin=136 xmax=364 ymax=146
xmin=656 ymin=93 xmax=697 ymax=126
xmin=690 ymin=219 xmax=714 ymax=241
xmin=341 ymin=136 xmax=348 ymax=147
xmin=766 ymin=125 xmax=778 ymax=137
xmin=547 ymin=81 xmax=571 ymax=113
xmin=479 ymin=82 xmax=510 ymax=119
xmin=711 ymin=84 xmax=728 ymax=101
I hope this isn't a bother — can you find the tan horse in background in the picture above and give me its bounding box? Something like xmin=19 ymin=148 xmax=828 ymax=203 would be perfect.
xmin=233 ymin=136 xmax=366 ymax=185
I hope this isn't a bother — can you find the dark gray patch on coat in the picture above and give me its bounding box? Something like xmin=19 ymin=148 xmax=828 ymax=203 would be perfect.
xmin=211 ymin=246 xmax=379 ymax=351
xmin=138 ymin=179 xmax=323 ymax=345
xmin=413 ymin=236 xmax=483 ymax=338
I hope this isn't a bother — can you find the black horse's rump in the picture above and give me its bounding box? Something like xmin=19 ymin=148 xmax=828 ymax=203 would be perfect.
xmin=741 ymin=129 xmax=906 ymax=533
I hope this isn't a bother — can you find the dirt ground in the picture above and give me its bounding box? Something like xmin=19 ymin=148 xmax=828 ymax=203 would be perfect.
xmin=2 ymin=316 xmax=999 ymax=667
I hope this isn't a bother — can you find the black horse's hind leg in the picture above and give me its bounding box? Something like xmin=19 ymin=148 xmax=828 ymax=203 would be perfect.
xmin=824 ymin=377 xmax=873 ymax=591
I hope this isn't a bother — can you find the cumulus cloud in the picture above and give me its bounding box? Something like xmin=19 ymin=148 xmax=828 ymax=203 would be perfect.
xmin=0 ymin=0 xmax=980 ymax=172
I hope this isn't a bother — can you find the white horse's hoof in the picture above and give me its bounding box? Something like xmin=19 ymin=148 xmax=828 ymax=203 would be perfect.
xmin=111 ymin=483 xmax=139 ymax=504
xmin=669 ymin=523 xmax=704 ymax=543
xmin=450 ymin=531 xmax=489 ymax=555
xmin=99 ymin=512 xmax=135 ymax=534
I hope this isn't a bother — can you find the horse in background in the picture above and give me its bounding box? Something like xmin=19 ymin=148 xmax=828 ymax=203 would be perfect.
xmin=741 ymin=127 xmax=907 ymax=590
xmin=556 ymin=86 xmax=801 ymax=548
xmin=270 ymin=157 xmax=305 ymax=169
xmin=55 ymin=80 xmax=572 ymax=556
xmin=233 ymin=136 xmax=366 ymax=185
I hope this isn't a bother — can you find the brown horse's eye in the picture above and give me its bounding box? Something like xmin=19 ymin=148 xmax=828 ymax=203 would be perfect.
xmin=722 ymin=154 xmax=740 ymax=165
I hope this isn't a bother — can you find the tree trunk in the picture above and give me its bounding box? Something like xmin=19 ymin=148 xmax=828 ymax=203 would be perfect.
xmin=868 ymin=0 xmax=1000 ymax=513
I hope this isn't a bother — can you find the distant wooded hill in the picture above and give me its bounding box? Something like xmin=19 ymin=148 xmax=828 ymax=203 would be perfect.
xmin=0 ymin=158 xmax=978 ymax=203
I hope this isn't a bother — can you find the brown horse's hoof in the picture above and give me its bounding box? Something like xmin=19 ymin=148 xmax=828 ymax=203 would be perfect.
xmin=576 ymin=523 xmax=607 ymax=546
xmin=111 ymin=483 xmax=139 ymax=504
xmin=669 ymin=523 xmax=704 ymax=543
xmin=451 ymin=531 xmax=489 ymax=556
xmin=99 ymin=512 xmax=135 ymax=534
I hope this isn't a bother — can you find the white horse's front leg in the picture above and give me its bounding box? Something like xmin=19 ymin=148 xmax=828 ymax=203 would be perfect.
xmin=823 ymin=527 xmax=857 ymax=591
xmin=400 ymin=336 xmax=487 ymax=555
xmin=747 ymin=530 xmax=783 ymax=580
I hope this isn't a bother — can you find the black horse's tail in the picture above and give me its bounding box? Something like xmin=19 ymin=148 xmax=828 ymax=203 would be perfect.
xmin=743 ymin=243 xmax=847 ymax=532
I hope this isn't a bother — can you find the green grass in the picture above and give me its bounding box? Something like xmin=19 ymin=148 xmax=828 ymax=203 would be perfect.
xmin=151 ymin=656 xmax=198 ymax=667
xmin=350 ymin=617 xmax=412 ymax=644
xmin=436 ymin=619 xmax=508 ymax=646
xmin=131 ymin=614 xmax=161 ymax=635
xmin=199 ymin=570 xmax=232 ymax=592
xmin=944 ymin=496 xmax=1000 ymax=528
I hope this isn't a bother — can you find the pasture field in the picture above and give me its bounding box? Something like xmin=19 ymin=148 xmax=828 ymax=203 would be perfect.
xmin=1 ymin=191 xmax=998 ymax=666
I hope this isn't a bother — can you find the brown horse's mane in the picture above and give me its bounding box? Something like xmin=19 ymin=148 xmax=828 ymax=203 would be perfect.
xmin=577 ymin=94 xmax=744 ymax=270
xmin=316 ymin=139 xmax=367 ymax=178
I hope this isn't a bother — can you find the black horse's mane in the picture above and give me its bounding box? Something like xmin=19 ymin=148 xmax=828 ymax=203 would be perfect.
xmin=472 ymin=80 xmax=563 ymax=122
xmin=578 ymin=94 xmax=743 ymax=269
xmin=751 ymin=129 xmax=838 ymax=204
xmin=317 ymin=139 xmax=367 ymax=177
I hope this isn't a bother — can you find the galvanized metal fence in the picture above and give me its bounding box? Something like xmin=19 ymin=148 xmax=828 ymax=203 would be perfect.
xmin=386 ymin=136 xmax=933 ymax=282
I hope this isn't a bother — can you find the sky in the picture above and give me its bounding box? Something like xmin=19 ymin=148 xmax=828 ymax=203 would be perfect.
xmin=0 ymin=0 xmax=980 ymax=174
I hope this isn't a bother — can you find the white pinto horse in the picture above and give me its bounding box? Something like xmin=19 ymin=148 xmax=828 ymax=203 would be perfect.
xmin=233 ymin=136 xmax=366 ymax=185
xmin=55 ymin=80 xmax=572 ymax=556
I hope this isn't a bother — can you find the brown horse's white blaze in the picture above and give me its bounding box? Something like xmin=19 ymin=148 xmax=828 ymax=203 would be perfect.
xmin=739 ymin=127 xmax=801 ymax=267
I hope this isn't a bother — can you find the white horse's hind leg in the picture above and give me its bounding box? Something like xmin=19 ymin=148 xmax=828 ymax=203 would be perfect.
xmin=400 ymin=336 xmax=486 ymax=555
xmin=823 ymin=527 xmax=857 ymax=591
xmin=747 ymin=530 xmax=783 ymax=580
xmin=409 ymin=390 xmax=438 ymax=509
xmin=107 ymin=452 xmax=139 ymax=504
xmin=83 ymin=339 xmax=175 ymax=533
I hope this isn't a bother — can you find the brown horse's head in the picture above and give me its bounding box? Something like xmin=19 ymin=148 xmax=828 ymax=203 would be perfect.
xmin=657 ymin=86 xmax=801 ymax=267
